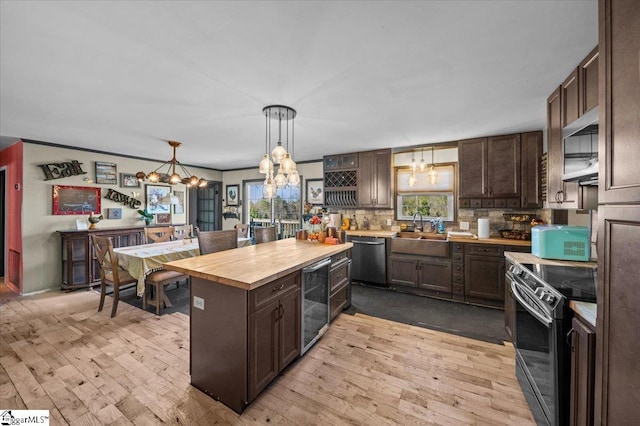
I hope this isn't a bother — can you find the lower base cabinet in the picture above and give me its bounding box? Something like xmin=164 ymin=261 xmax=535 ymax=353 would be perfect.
xmin=191 ymin=271 xmax=301 ymax=414
xmin=329 ymin=252 xmax=351 ymax=321
xmin=389 ymin=254 xmax=452 ymax=299
xmin=570 ymin=315 xmax=596 ymax=426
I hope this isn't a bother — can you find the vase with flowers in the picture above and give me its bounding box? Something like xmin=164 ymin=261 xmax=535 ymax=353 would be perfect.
xmin=137 ymin=209 xmax=154 ymax=226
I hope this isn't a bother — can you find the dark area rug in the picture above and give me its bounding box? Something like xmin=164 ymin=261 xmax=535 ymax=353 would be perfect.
xmin=114 ymin=282 xmax=191 ymax=316
xmin=345 ymin=282 xmax=508 ymax=345
xmin=113 ymin=281 xmax=507 ymax=344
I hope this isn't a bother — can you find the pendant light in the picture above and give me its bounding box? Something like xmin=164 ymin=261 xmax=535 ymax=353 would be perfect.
xmin=427 ymin=146 xmax=439 ymax=184
xmin=419 ymin=148 xmax=426 ymax=172
xmin=136 ymin=141 xmax=207 ymax=187
xmin=411 ymin=151 xmax=417 ymax=172
xmin=259 ymin=105 xmax=299 ymax=196
xmin=408 ymin=172 xmax=417 ymax=187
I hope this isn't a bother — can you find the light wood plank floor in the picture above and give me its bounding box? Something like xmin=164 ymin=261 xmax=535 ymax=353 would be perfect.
xmin=0 ymin=289 xmax=535 ymax=425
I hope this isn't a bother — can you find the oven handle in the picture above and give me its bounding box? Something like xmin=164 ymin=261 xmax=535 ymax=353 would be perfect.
xmin=302 ymin=258 xmax=332 ymax=273
xmin=509 ymin=280 xmax=553 ymax=327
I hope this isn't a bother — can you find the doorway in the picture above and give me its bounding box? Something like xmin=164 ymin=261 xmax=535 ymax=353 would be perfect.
xmin=1 ymin=168 xmax=5 ymax=278
xmin=191 ymin=181 xmax=222 ymax=232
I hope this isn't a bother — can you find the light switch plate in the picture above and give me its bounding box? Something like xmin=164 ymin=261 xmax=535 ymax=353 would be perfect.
xmin=193 ymin=296 xmax=205 ymax=310
xmin=460 ymin=221 xmax=470 ymax=230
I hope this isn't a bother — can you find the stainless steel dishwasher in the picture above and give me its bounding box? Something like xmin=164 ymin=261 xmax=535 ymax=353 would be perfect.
xmin=347 ymin=236 xmax=387 ymax=285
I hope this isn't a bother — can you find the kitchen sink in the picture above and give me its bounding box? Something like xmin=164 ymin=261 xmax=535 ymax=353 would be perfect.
xmin=391 ymin=233 xmax=450 ymax=257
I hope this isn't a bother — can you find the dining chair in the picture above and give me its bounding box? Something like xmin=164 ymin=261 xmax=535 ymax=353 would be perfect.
xmin=144 ymin=226 xmax=174 ymax=244
xmin=234 ymin=223 xmax=249 ymax=238
xmin=197 ymin=230 xmax=238 ymax=255
xmin=173 ymin=224 xmax=193 ymax=240
xmin=254 ymin=226 xmax=277 ymax=244
xmin=143 ymin=268 xmax=189 ymax=315
xmin=92 ymin=236 xmax=138 ymax=318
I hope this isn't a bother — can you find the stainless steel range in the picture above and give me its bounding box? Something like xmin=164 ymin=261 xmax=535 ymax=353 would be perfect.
xmin=506 ymin=261 xmax=596 ymax=425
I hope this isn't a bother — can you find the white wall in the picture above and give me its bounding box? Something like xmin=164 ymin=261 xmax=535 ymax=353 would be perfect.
xmin=220 ymin=161 xmax=323 ymax=230
xmin=22 ymin=143 xmax=222 ymax=293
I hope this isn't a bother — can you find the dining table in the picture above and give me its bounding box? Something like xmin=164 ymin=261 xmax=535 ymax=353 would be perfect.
xmin=113 ymin=236 xmax=254 ymax=296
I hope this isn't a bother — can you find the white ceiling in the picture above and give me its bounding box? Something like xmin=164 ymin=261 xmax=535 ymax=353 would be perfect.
xmin=0 ymin=1 xmax=598 ymax=170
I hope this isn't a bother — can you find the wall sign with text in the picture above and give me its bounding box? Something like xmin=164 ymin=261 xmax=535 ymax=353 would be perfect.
xmin=39 ymin=160 xmax=87 ymax=180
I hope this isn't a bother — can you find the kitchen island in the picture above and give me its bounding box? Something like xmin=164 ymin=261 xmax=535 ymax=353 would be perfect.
xmin=163 ymin=238 xmax=353 ymax=414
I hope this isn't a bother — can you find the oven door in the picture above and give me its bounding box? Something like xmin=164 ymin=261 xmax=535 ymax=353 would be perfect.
xmin=509 ymin=275 xmax=561 ymax=425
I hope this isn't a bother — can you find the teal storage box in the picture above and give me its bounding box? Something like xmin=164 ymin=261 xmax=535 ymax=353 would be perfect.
xmin=531 ymin=225 xmax=590 ymax=261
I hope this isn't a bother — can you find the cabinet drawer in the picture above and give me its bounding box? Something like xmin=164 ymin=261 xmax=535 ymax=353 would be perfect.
xmin=453 ymin=284 xmax=464 ymax=295
xmin=453 ymin=273 xmax=464 ymax=285
xmin=249 ymin=271 xmax=301 ymax=314
xmin=452 ymin=263 xmax=464 ymax=274
xmin=481 ymin=199 xmax=495 ymax=208
xmin=459 ymin=199 xmax=470 ymax=208
xmin=467 ymin=244 xmax=503 ymax=257
xmin=330 ymin=263 xmax=349 ymax=293
xmin=494 ymin=198 xmax=507 ymax=208
xmin=470 ymin=199 xmax=482 ymax=208
xmin=452 ymin=243 xmax=465 ymax=254
xmin=452 ymin=253 xmax=464 ymax=263
xmin=330 ymin=285 xmax=349 ymax=321
xmin=331 ymin=250 xmax=350 ymax=265
xmin=507 ymin=198 xmax=521 ymax=208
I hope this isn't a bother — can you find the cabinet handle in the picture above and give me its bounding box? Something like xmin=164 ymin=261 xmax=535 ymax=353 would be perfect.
xmin=566 ymin=328 xmax=574 ymax=350
xmin=272 ymin=284 xmax=284 ymax=292
xmin=274 ymin=306 xmax=280 ymax=322
xmin=278 ymin=304 xmax=284 ymax=320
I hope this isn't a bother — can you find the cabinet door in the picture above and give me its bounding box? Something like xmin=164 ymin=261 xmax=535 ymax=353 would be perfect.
xmin=357 ymin=151 xmax=375 ymax=207
xmin=458 ymin=138 xmax=488 ymax=198
xmin=357 ymin=149 xmax=391 ymax=208
xmin=279 ymin=288 xmax=301 ymax=369
xmin=521 ymin=131 xmax=543 ymax=208
xmin=464 ymin=254 xmax=505 ymax=302
xmin=373 ymin=149 xmax=392 ymax=208
xmin=417 ymin=258 xmax=452 ymax=296
xmin=487 ymin=134 xmax=521 ymax=199
xmin=562 ymin=68 xmax=581 ymax=127
xmin=579 ymin=46 xmax=599 ymax=115
xmin=546 ymin=87 xmax=579 ymax=208
xmin=248 ymin=301 xmax=279 ymax=401
xmin=570 ymin=316 xmax=596 ymax=426
xmin=389 ymin=256 xmax=417 ymax=286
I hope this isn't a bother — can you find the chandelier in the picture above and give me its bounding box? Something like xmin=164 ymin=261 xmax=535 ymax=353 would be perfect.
xmin=259 ymin=105 xmax=300 ymax=198
xmin=136 ymin=141 xmax=207 ymax=188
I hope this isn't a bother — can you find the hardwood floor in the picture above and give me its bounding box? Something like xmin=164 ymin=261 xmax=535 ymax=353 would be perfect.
xmin=0 ymin=289 xmax=535 ymax=425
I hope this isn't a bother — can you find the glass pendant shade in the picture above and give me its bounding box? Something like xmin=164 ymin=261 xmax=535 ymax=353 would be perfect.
xmin=197 ymin=178 xmax=207 ymax=188
xmin=408 ymin=173 xmax=417 ymax=186
xmin=147 ymin=171 xmax=160 ymax=183
xmin=287 ymin=169 xmax=300 ymax=186
xmin=259 ymin=154 xmax=272 ymax=174
xmin=271 ymin=143 xmax=287 ymax=164
xmin=419 ymin=158 xmax=426 ymax=172
xmin=274 ymin=167 xmax=288 ymax=187
xmin=136 ymin=171 xmax=146 ymax=182
xmin=427 ymin=166 xmax=438 ymax=184
xmin=169 ymin=173 xmax=181 ymax=184
xmin=280 ymin=153 xmax=295 ymax=174
xmin=263 ymin=174 xmax=276 ymax=199
xmin=188 ymin=176 xmax=199 ymax=186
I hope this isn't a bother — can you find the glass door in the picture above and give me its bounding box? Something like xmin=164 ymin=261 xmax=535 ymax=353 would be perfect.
xmin=301 ymin=258 xmax=331 ymax=355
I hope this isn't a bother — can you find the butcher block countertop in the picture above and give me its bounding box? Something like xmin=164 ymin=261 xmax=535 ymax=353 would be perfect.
xmin=570 ymin=301 xmax=597 ymax=328
xmin=163 ymin=238 xmax=353 ymax=291
xmin=504 ymin=251 xmax=597 ymax=268
xmin=346 ymin=230 xmax=397 ymax=238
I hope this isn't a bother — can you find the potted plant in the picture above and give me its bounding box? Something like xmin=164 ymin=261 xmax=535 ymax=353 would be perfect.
xmin=137 ymin=209 xmax=154 ymax=226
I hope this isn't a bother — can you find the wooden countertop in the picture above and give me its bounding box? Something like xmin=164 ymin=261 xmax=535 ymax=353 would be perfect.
xmin=346 ymin=230 xmax=397 ymax=238
xmin=449 ymin=236 xmax=532 ymax=247
xmin=570 ymin=301 xmax=597 ymax=328
xmin=163 ymin=238 xmax=353 ymax=291
xmin=504 ymin=251 xmax=597 ymax=268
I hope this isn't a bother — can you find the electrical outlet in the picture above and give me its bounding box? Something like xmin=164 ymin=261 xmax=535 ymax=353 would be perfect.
xmin=460 ymin=221 xmax=470 ymax=230
xmin=193 ymin=296 xmax=205 ymax=310
xmin=386 ymin=219 xmax=392 ymax=226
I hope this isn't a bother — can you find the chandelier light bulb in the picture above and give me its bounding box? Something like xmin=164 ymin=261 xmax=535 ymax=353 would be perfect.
xmin=427 ymin=166 xmax=438 ymax=184
xmin=408 ymin=173 xmax=417 ymax=187
xmin=169 ymin=173 xmax=181 ymax=184
xmin=135 ymin=171 xmax=146 ymax=182
xmin=419 ymin=158 xmax=426 ymax=172
xmin=411 ymin=155 xmax=417 ymax=172
xmin=271 ymin=143 xmax=287 ymax=164
xmin=147 ymin=171 xmax=160 ymax=183
xmin=197 ymin=178 xmax=208 ymax=188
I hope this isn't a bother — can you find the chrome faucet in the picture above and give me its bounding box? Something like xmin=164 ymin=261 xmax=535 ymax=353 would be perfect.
xmin=413 ymin=212 xmax=424 ymax=232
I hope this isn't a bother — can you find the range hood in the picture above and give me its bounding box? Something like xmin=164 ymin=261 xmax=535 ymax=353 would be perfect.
xmin=562 ymin=108 xmax=599 ymax=185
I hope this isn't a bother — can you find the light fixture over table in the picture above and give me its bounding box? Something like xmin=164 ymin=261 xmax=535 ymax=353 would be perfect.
xmin=259 ymin=105 xmax=300 ymax=199
xmin=136 ymin=141 xmax=207 ymax=188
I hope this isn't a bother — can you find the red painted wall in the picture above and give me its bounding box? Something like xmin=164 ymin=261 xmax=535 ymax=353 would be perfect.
xmin=0 ymin=141 xmax=23 ymax=293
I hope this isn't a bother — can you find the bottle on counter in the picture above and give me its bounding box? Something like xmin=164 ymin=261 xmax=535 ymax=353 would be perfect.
xmin=350 ymin=216 xmax=358 ymax=231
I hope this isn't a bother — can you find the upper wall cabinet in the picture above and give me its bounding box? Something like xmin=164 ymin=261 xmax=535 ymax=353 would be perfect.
xmin=358 ymin=149 xmax=392 ymax=209
xmin=521 ymin=131 xmax=544 ymax=209
xmin=459 ymin=133 xmax=532 ymax=209
xmin=562 ymin=46 xmax=599 ymax=128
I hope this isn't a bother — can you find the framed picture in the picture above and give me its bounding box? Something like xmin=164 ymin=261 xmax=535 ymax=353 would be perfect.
xmin=173 ymin=190 xmax=185 ymax=214
xmin=156 ymin=213 xmax=171 ymax=224
xmin=145 ymin=185 xmax=171 ymax=214
xmin=306 ymin=179 xmax=324 ymax=205
xmin=53 ymin=185 xmax=101 ymax=215
xmin=95 ymin=161 xmax=117 ymax=185
xmin=226 ymin=184 xmax=239 ymax=206
xmin=120 ymin=173 xmax=140 ymax=188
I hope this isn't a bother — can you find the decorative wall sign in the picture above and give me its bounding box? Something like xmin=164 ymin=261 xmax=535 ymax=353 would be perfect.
xmin=156 ymin=213 xmax=171 ymax=224
xmin=95 ymin=161 xmax=117 ymax=184
xmin=103 ymin=188 xmax=142 ymax=209
xmin=226 ymin=184 xmax=239 ymax=206
xmin=120 ymin=173 xmax=140 ymax=188
xmin=39 ymin=160 xmax=87 ymax=180
xmin=53 ymin=185 xmax=101 ymax=215
xmin=306 ymin=179 xmax=324 ymax=205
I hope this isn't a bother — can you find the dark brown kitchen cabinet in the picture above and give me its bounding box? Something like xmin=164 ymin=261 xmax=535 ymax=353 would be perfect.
xmin=358 ymin=149 xmax=392 ymax=209
xmin=248 ymin=282 xmax=300 ymax=401
xmin=464 ymin=245 xmax=505 ymax=306
xmin=323 ymin=153 xmax=358 ymax=170
xmin=546 ymin=86 xmax=579 ymax=208
xmin=324 ymin=153 xmax=358 ymax=207
xmin=329 ymin=250 xmax=351 ymax=321
xmin=562 ymin=68 xmax=581 ymax=127
xmin=570 ymin=314 xmax=596 ymax=426
xmin=389 ymin=254 xmax=452 ymax=299
xmin=458 ymin=134 xmax=522 ymax=208
xmin=579 ymin=47 xmax=599 ymax=115
xmin=58 ymin=226 xmax=146 ymax=290
xmin=521 ymin=131 xmax=544 ymax=208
